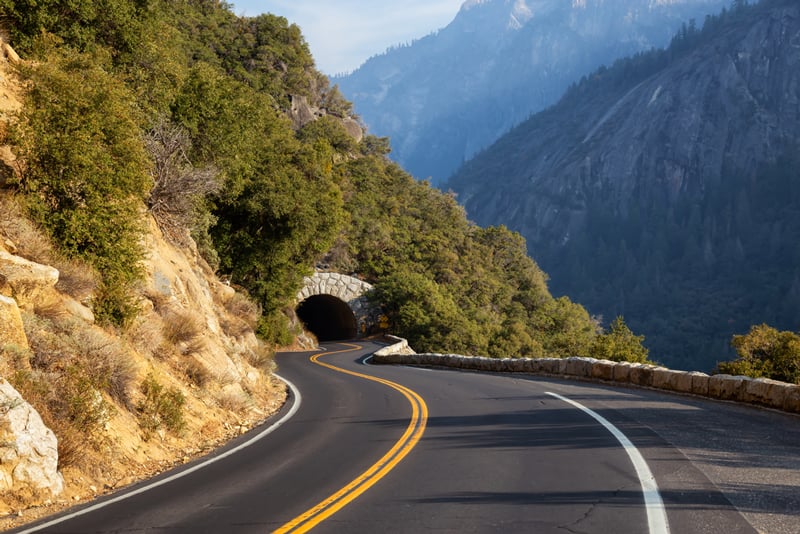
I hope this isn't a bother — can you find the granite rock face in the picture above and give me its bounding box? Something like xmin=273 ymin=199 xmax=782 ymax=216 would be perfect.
xmin=0 ymin=379 xmax=64 ymax=502
xmin=336 ymin=0 xmax=729 ymax=185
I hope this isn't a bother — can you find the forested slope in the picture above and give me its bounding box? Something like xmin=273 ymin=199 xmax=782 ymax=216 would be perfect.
xmin=447 ymin=0 xmax=800 ymax=372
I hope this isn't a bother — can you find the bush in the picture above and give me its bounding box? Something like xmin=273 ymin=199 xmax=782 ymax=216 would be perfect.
xmin=717 ymin=324 xmax=800 ymax=384
xmin=137 ymin=373 xmax=186 ymax=438
xmin=589 ymin=316 xmax=650 ymax=363
xmin=11 ymin=47 xmax=151 ymax=326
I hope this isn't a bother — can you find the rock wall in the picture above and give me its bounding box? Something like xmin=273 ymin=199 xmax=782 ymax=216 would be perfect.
xmin=373 ymin=338 xmax=800 ymax=414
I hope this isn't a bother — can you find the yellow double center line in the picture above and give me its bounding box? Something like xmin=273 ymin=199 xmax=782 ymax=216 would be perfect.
xmin=274 ymin=343 xmax=428 ymax=533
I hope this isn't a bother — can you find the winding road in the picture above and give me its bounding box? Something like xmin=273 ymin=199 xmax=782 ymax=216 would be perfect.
xmin=10 ymin=341 xmax=800 ymax=533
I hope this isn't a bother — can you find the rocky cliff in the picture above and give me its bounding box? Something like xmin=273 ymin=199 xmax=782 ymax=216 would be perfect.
xmin=447 ymin=0 xmax=800 ymax=371
xmin=335 ymin=0 xmax=729 ymax=185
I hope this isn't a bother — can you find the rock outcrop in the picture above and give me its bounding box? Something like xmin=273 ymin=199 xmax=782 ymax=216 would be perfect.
xmin=0 ymin=380 xmax=63 ymax=509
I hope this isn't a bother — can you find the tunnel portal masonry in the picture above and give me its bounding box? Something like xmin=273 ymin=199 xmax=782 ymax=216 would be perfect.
xmin=295 ymin=271 xmax=382 ymax=340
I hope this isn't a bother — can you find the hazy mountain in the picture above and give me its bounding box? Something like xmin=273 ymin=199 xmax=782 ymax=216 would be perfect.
xmin=446 ymin=0 xmax=800 ymax=371
xmin=335 ymin=0 xmax=730 ymax=185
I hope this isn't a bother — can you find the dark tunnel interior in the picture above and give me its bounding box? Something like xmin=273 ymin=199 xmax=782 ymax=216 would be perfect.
xmin=296 ymin=295 xmax=358 ymax=341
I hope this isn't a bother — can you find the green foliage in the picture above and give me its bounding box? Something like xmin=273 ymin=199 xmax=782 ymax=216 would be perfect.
xmin=137 ymin=373 xmax=186 ymax=438
xmin=717 ymin=324 xmax=800 ymax=384
xmin=590 ymin=316 xmax=650 ymax=363
xmin=12 ymin=48 xmax=151 ymax=325
xmin=0 ymin=0 xmax=149 ymax=57
xmin=340 ymin=154 xmax=602 ymax=358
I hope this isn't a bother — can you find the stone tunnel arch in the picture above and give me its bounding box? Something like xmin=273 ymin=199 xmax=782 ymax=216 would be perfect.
xmin=295 ymin=272 xmax=380 ymax=341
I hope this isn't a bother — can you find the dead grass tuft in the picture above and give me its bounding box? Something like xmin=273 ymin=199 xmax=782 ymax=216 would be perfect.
xmin=162 ymin=310 xmax=203 ymax=346
xmin=53 ymin=257 xmax=98 ymax=301
xmin=181 ymin=356 xmax=211 ymax=387
xmin=33 ymin=299 xmax=67 ymax=321
xmin=68 ymin=329 xmax=138 ymax=409
xmin=224 ymin=292 xmax=260 ymax=327
xmin=215 ymin=390 xmax=249 ymax=413
xmin=245 ymin=342 xmax=276 ymax=374
xmin=0 ymin=193 xmax=55 ymax=265
xmin=126 ymin=316 xmax=166 ymax=360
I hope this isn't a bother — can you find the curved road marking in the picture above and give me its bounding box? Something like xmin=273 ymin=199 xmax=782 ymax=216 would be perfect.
xmin=15 ymin=374 xmax=304 ymax=534
xmin=275 ymin=343 xmax=428 ymax=534
xmin=546 ymin=391 xmax=670 ymax=534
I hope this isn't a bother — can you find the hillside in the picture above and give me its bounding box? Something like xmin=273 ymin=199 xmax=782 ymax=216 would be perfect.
xmin=0 ymin=37 xmax=286 ymax=527
xmin=447 ymin=0 xmax=800 ymax=371
xmin=335 ymin=0 xmax=729 ymax=185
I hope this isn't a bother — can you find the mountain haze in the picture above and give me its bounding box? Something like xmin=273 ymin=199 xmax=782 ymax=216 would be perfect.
xmin=447 ymin=0 xmax=800 ymax=371
xmin=336 ymin=0 xmax=730 ymax=185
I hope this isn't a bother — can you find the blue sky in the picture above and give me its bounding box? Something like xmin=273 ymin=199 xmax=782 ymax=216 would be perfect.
xmin=229 ymin=1 xmax=465 ymax=75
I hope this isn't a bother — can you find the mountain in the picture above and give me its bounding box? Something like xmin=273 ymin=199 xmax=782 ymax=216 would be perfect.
xmin=335 ymin=0 xmax=730 ymax=185
xmin=446 ymin=0 xmax=800 ymax=371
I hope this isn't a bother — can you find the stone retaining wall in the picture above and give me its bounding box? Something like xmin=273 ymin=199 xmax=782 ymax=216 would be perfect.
xmin=373 ymin=337 xmax=800 ymax=414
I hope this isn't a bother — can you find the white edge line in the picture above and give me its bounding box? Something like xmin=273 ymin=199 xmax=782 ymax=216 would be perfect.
xmin=545 ymin=391 xmax=670 ymax=534
xmin=16 ymin=374 xmax=303 ymax=534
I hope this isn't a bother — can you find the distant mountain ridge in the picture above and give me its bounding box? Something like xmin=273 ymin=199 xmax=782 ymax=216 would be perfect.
xmin=446 ymin=0 xmax=800 ymax=371
xmin=335 ymin=0 xmax=730 ymax=185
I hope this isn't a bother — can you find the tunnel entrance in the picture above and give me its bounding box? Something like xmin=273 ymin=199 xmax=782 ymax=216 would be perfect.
xmin=296 ymin=294 xmax=358 ymax=341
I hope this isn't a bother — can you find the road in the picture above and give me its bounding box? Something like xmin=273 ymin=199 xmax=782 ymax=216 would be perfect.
xmin=11 ymin=341 xmax=800 ymax=533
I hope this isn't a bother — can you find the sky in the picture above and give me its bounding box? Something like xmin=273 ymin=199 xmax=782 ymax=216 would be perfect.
xmin=229 ymin=1 xmax=465 ymax=75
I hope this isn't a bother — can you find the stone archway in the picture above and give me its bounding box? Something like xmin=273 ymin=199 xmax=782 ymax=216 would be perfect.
xmin=295 ymin=272 xmax=380 ymax=340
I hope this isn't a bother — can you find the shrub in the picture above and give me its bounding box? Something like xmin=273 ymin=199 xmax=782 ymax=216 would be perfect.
xmin=137 ymin=373 xmax=185 ymax=438
xmin=717 ymin=324 xmax=800 ymax=384
xmin=589 ymin=316 xmax=651 ymax=363
xmin=11 ymin=367 xmax=111 ymax=468
xmin=11 ymin=47 xmax=151 ymax=327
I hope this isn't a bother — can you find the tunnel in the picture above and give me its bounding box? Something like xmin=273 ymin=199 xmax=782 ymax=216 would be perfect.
xmin=296 ymin=294 xmax=358 ymax=341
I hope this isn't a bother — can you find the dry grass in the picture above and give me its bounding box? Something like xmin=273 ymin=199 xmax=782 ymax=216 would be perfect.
xmin=11 ymin=367 xmax=110 ymax=470
xmin=245 ymin=342 xmax=276 ymax=374
xmin=220 ymin=316 xmax=251 ymax=338
xmin=32 ymin=299 xmax=68 ymax=321
xmin=0 ymin=193 xmax=98 ymax=302
xmin=21 ymin=311 xmax=136 ymax=415
xmin=215 ymin=390 xmax=249 ymax=413
xmin=53 ymin=257 xmax=97 ymax=301
xmin=0 ymin=193 xmax=54 ymax=265
xmin=161 ymin=310 xmax=203 ymax=346
xmin=181 ymin=356 xmax=211 ymax=387
xmin=224 ymin=292 xmax=260 ymax=327
xmin=68 ymin=329 xmax=138 ymax=409
xmin=126 ymin=316 xmax=166 ymax=360
xmin=143 ymin=288 xmax=172 ymax=314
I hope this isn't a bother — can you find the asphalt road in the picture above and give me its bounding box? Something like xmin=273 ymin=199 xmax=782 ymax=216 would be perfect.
xmin=11 ymin=341 xmax=800 ymax=533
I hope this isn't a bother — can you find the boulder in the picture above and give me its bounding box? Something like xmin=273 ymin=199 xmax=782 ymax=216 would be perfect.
xmin=0 ymin=379 xmax=63 ymax=501
xmin=0 ymin=250 xmax=59 ymax=310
